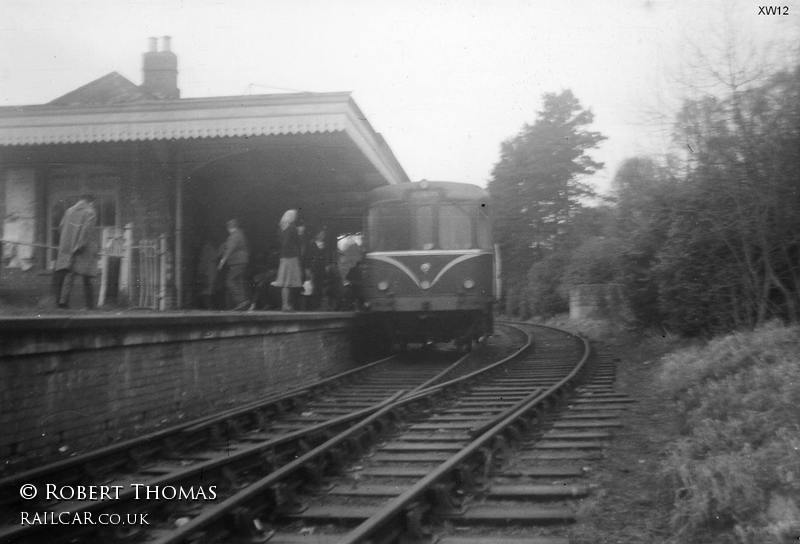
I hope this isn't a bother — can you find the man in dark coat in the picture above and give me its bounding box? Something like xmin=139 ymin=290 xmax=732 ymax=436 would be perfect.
xmin=54 ymin=194 xmax=98 ymax=309
xmin=305 ymin=227 xmax=336 ymax=310
xmin=218 ymin=218 xmax=249 ymax=310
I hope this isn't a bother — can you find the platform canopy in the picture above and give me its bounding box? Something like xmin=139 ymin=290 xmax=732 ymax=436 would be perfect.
xmin=0 ymin=91 xmax=408 ymax=189
xmin=0 ymin=89 xmax=410 ymax=247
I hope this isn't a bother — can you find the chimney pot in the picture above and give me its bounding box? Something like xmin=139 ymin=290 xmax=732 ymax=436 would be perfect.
xmin=142 ymin=36 xmax=179 ymax=99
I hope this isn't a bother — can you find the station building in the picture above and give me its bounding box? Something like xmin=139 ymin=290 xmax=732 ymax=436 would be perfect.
xmin=0 ymin=36 xmax=408 ymax=308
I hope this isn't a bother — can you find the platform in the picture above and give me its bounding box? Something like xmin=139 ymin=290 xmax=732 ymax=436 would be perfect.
xmin=0 ymin=310 xmax=357 ymax=471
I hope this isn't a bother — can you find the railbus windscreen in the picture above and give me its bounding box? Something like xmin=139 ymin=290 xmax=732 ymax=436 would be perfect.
xmin=368 ymin=201 xmax=488 ymax=251
xmin=438 ymin=204 xmax=473 ymax=249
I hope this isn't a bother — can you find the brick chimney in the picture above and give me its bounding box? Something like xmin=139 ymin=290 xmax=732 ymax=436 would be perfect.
xmin=142 ymin=36 xmax=179 ymax=99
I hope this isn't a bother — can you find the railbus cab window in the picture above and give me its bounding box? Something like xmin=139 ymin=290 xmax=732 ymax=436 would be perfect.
xmin=368 ymin=203 xmax=409 ymax=251
xmin=368 ymin=201 xmax=488 ymax=251
xmin=438 ymin=204 xmax=472 ymax=250
xmin=413 ymin=205 xmax=435 ymax=250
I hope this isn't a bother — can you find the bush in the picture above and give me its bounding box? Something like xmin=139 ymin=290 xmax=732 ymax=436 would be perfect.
xmin=657 ymin=322 xmax=800 ymax=543
xmin=525 ymin=251 xmax=569 ymax=317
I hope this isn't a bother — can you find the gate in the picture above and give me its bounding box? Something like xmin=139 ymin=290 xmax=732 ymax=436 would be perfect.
xmin=134 ymin=237 xmax=165 ymax=309
xmin=99 ymin=224 xmax=169 ymax=310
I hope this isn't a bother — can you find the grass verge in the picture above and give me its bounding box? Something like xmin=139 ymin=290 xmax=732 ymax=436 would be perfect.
xmin=657 ymin=321 xmax=800 ymax=543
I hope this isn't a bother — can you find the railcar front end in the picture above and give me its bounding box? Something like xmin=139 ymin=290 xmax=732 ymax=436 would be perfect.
xmin=360 ymin=181 xmax=494 ymax=351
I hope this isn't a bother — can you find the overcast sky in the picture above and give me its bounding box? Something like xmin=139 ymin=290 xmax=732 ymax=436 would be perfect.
xmin=1 ymin=0 xmax=798 ymax=194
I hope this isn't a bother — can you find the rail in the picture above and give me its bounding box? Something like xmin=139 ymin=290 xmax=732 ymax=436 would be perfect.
xmin=0 ymin=352 xmax=469 ymax=544
xmin=153 ymin=322 xmax=551 ymax=543
xmin=0 ymin=355 xmax=400 ymax=491
xmin=341 ymin=321 xmax=590 ymax=543
xmin=2 ymin=323 xmax=584 ymax=544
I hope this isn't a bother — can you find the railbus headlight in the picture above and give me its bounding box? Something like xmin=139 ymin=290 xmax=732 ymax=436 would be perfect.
xmin=377 ymin=280 xmax=389 ymax=291
xmin=463 ymin=278 xmax=475 ymax=289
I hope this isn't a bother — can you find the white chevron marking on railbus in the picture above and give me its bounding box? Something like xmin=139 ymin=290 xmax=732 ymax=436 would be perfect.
xmin=430 ymin=253 xmax=486 ymax=287
xmin=367 ymin=255 xmax=422 ymax=287
xmin=366 ymin=252 xmax=489 ymax=289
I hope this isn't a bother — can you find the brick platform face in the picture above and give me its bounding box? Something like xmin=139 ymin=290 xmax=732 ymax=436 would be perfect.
xmin=0 ymin=314 xmax=355 ymax=468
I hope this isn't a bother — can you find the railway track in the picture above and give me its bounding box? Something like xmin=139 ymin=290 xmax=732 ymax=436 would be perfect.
xmin=429 ymin=348 xmax=632 ymax=544
xmin=0 ymin=322 xmax=625 ymax=544
xmin=140 ymin=322 xmax=587 ymax=544
xmin=0 ymin=345 xmax=497 ymax=543
xmin=0 ymin=327 xmax=524 ymax=543
xmin=254 ymin=323 xmax=595 ymax=544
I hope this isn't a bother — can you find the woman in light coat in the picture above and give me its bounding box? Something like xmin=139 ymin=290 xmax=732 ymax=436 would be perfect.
xmin=273 ymin=209 xmax=302 ymax=311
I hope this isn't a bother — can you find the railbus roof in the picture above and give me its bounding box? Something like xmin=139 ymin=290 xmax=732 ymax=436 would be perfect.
xmin=366 ymin=180 xmax=488 ymax=204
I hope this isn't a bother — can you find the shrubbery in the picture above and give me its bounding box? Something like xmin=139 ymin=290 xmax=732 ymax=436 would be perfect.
xmin=658 ymin=322 xmax=800 ymax=543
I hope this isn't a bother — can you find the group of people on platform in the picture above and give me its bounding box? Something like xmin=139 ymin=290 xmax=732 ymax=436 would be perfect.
xmin=202 ymin=209 xmax=363 ymax=312
xmin=50 ymin=198 xmax=363 ymax=313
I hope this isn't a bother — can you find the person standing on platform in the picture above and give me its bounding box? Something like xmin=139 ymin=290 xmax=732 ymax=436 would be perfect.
xmin=218 ymin=218 xmax=250 ymax=311
xmin=273 ymin=209 xmax=302 ymax=312
xmin=53 ymin=194 xmax=98 ymax=309
xmin=306 ymin=227 xmax=332 ymax=311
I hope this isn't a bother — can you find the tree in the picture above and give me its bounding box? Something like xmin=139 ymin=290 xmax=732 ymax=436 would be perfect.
xmin=613 ymin=65 xmax=800 ymax=334
xmin=611 ymin=156 xmax=677 ymax=328
xmin=669 ymin=64 xmax=800 ymax=330
xmin=525 ymin=250 xmax=571 ymax=318
xmin=488 ymin=90 xmax=606 ymax=288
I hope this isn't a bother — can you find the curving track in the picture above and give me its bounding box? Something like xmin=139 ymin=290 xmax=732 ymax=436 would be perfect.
xmin=429 ymin=347 xmax=631 ymax=544
xmin=0 ymin=322 xmax=626 ymax=544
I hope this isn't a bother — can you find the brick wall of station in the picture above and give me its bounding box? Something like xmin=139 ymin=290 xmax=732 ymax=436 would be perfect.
xmin=0 ymin=313 xmax=356 ymax=471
